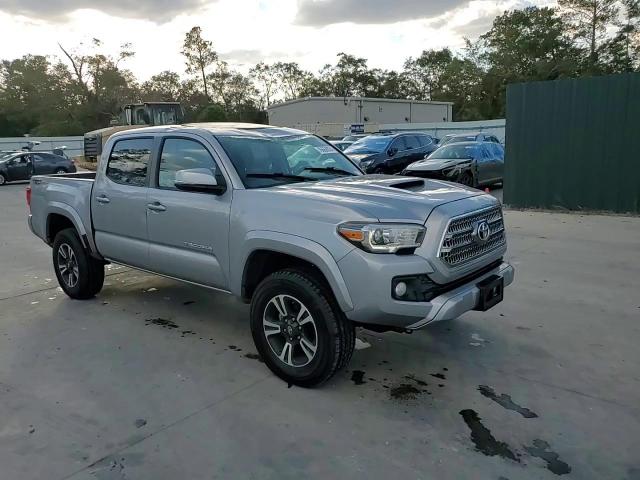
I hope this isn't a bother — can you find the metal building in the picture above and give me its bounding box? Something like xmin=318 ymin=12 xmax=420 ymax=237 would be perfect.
xmin=267 ymin=97 xmax=453 ymax=135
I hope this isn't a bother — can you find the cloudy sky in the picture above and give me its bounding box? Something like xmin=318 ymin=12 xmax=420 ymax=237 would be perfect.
xmin=0 ymin=0 xmax=548 ymax=80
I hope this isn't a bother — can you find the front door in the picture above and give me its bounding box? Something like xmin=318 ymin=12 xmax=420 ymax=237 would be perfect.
xmin=146 ymin=136 xmax=231 ymax=289
xmin=388 ymin=137 xmax=408 ymax=173
xmin=6 ymin=154 xmax=32 ymax=181
xmin=91 ymin=137 xmax=153 ymax=269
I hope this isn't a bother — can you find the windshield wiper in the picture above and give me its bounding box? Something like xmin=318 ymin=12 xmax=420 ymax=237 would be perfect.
xmin=245 ymin=173 xmax=313 ymax=182
xmin=301 ymin=167 xmax=357 ymax=176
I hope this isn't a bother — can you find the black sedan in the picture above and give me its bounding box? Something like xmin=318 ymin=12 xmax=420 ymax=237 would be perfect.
xmin=344 ymin=132 xmax=438 ymax=174
xmin=402 ymin=141 xmax=504 ymax=188
xmin=0 ymin=151 xmax=76 ymax=186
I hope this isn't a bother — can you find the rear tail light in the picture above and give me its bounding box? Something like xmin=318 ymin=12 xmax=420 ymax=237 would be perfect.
xmin=26 ymin=186 xmax=32 ymax=210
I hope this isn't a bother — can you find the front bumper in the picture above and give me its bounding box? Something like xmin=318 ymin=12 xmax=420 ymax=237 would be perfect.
xmin=338 ymin=247 xmax=514 ymax=329
xmin=406 ymin=261 xmax=514 ymax=329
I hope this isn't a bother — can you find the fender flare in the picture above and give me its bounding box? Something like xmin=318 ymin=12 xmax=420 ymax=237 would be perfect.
xmin=46 ymin=202 xmax=96 ymax=253
xmin=236 ymin=231 xmax=354 ymax=312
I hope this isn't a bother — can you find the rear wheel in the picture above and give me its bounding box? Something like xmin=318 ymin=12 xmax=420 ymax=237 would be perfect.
xmin=54 ymin=168 xmax=67 ymax=174
xmin=250 ymin=269 xmax=355 ymax=387
xmin=53 ymin=228 xmax=104 ymax=299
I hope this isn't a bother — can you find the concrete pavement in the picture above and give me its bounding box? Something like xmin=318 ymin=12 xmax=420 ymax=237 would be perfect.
xmin=0 ymin=182 xmax=639 ymax=480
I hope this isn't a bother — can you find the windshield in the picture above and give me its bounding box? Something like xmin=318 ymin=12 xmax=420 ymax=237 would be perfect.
xmin=216 ymin=133 xmax=362 ymax=189
xmin=344 ymin=136 xmax=391 ymax=154
xmin=428 ymin=144 xmax=480 ymax=160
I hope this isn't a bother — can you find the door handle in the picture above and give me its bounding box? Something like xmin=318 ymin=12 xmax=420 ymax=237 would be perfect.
xmin=96 ymin=195 xmax=110 ymax=204
xmin=147 ymin=202 xmax=167 ymax=212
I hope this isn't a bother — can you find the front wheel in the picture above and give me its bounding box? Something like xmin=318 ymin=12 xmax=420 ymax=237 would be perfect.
xmin=458 ymin=171 xmax=475 ymax=188
xmin=54 ymin=168 xmax=67 ymax=174
xmin=250 ymin=270 xmax=355 ymax=387
xmin=52 ymin=228 xmax=104 ymax=299
xmin=0 ymin=173 xmax=6 ymax=186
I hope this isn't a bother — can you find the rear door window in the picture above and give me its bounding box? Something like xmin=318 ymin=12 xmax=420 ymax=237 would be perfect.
xmin=417 ymin=135 xmax=433 ymax=147
xmin=391 ymin=137 xmax=408 ymax=151
xmin=404 ymin=135 xmax=421 ymax=150
xmin=106 ymin=138 xmax=153 ymax=187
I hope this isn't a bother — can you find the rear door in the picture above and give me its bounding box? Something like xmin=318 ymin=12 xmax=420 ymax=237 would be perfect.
xmin=490 ymin=143 xmax=505 ymax=181
xmin=32 ymin=154 xmax=53 ymax=175
xmin=403 ymin=135 xmax=423 ymax=168
xmin=477 ymin=145 xmax=494 ymax=185
xmin=146 ymin=135 xmax=231 ymax=289
xmin=92 ymin=137 xmax=153 ymax=269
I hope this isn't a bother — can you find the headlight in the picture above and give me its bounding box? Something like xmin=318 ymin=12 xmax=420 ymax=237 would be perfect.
xmin=360 ymin=160 xmax=374 ymax=167
xmin=337 ymin=222 xmax=426 ymax=253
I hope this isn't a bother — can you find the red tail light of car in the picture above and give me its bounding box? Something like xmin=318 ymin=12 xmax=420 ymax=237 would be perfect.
xmin=26 ymin=186 xmax=32 ymax=210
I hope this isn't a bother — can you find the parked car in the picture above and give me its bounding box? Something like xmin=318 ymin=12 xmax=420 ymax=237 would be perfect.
xmin=344 ymin=132 xmax=438 ymax=173
xmin=27 ymin=123 xmax=513 ymax=387
xmin=341 ymin=134 xmax=368 ymax=142
xmin=440 ymin=132 xmax=502 ymax=146
xmin=0 ymin=151 xmax=76 ymax=186
xmin=402 ymin=141 xmax=504 ymax=188
xmin=330 ymin=140 xmax=354 ymax=151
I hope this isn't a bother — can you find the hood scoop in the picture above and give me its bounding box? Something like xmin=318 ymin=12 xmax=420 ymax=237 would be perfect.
xmin=388 ymin=179 xmax=425 ymax=191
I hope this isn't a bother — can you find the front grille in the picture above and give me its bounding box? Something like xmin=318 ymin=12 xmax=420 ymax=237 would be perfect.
xmin=438 ymin=206 xmax=505 ymax=267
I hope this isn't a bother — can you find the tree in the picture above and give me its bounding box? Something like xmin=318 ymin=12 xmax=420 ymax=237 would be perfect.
xmin=182 ymin=26 xmax=218 ymax=100
xmin=250 ymin=62 xmax=279 ymax=108
xmin=474 ymin=7 xmax=580 ymax=118
xmin=603 ymin=0 xmax=640 ymax=72
xmin=274 ymin=62 xmax=312 ymax=100
xmin=57 ymin=38 xmax=139 ymax=131
xmin=481 ymin=7 xmax=579 ymax=81
xmin=558 ymin=0 xmax=619 ymax=71
xmin=402 ymin=49 xmax=454 ymax=100
xmin=141 ymin=71 xmax=182 ymax=101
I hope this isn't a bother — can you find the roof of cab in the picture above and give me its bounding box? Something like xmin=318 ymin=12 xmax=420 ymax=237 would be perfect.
xmin=111 ymin=122 xmax=308 ymax=139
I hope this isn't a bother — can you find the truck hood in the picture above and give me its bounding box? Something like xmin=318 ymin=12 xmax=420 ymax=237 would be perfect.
xmin=264 ymin=174 xmax=485 ymax=224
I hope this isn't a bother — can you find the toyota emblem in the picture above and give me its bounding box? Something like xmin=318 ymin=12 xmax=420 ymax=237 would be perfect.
xmin=473 ymin=220 xmax=491 ymax=244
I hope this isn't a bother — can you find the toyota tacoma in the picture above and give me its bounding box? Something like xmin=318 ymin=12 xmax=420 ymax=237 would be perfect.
xmin=27 ymin=123 xmax=514 ymax=387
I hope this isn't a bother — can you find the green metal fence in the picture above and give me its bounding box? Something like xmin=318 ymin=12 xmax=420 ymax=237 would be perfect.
xmin=504 ymin=73 xmax=640 ymax=214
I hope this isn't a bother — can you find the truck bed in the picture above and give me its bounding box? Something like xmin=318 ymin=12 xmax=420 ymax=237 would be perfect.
xmin=28 ymin=173 xmax=98 ymax=253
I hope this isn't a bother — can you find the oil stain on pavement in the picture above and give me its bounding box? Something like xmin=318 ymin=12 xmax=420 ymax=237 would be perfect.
xmin=459 ymin=409 xmax=519 ymax=462
xmin=478 ymin=385 xmax=539 ymax=418
xmin=524 ymin=439 xmax=571 ymax=475
xmin=351 ymin=370 xmax=366 ymax=385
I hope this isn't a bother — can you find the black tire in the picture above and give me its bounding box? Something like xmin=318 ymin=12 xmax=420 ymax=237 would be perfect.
xmin=250 ymin=269 xmax=355 ymax=388
xmin=52 ymin=228 xmax=104 ymax=299
xmin=54 ymin=168 xmax=67 ymax=174
xmin=0 ymin=173 xmax=6 ymax=186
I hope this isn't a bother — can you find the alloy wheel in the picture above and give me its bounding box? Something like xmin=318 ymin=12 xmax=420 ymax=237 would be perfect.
xmin=263 ymin=294 xmax=318 ymax=367
xmin=57 ymin=243 xmax=79 ymax=288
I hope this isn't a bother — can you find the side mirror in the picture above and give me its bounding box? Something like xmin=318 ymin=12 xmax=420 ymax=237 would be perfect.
xmin=387 ymin=147 xmax=398 ymax=157
xmin=174 ymin=168 xmax=226 ymax=195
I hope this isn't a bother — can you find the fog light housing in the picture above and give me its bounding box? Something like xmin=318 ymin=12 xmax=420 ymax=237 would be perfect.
xmin=392 ymin=275 xmax=440 ymax=301
xmin=394 ymin=281 xmax=407 ymax=297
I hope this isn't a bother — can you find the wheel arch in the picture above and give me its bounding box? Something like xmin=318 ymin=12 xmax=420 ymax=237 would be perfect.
xmin=46 ymin=204 xmax=93 ymax=254
xmin=237 ymin=232 xmax=353 ymax=312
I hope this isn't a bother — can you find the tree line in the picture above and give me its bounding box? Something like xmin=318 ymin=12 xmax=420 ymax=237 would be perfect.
xmin=1 ymin=0 xmax=638 ymax=137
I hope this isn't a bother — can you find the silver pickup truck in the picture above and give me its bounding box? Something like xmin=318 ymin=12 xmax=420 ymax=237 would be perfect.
xmin=27 ymin=123 xmax=514 ymax=387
